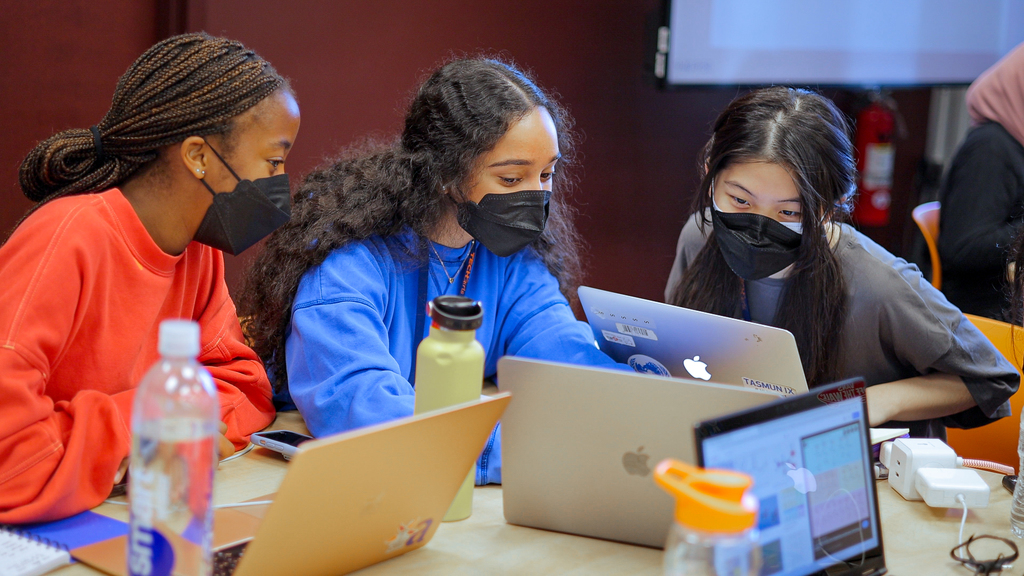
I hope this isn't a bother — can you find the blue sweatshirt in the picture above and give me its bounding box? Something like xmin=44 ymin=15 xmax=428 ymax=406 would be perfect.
xmin=285 ymin=228 xmax=620 ymax=484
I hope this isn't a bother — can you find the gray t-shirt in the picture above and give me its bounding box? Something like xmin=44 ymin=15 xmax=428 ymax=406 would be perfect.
xmin=665 ymin=213 xmax=1019 ymax=438
xmin=746 ymin=277 xmax=786 ymax=325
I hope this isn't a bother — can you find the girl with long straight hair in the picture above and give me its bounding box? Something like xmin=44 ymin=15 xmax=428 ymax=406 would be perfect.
xmin=239 ymin=58 xmax=619 ymax=484
xmin=666 ymin=87 xmax=1017 ymax=438
xmin=0 ymin=33 xmax=300 ymax=522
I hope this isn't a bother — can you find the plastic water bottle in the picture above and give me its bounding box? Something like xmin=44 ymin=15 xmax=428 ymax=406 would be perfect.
xmin=654 ymin=459 xmax=761 ymax=576
xmin=128 ymin=320 xmax=219 ymax=576
xmin=1011 ymin=412 xmax=1024 ymax=537
xmin=414 ymin=295 xmax=485 ymax=522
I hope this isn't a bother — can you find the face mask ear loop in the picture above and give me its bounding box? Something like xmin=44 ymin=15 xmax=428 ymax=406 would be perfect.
xmin=202 ymin=137 xmax=243 ymax=183
xmin=199 ymin=178 xmax=217 ymax=197
xmin=710 ymin=179 xmax=725 ymax=213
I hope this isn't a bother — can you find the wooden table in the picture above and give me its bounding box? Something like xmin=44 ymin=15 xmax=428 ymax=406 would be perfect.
xmin=876 ymin=469 xmax=1017 ymax=574
xmin=58 ymin=413 xmax=1021 ymax=575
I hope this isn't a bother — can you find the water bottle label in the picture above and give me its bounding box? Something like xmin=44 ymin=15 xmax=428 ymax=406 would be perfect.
xmin=128 ymin=429 xmax=215 ymax=576
xmin=129 ymin=468 xmax=176 ymax=576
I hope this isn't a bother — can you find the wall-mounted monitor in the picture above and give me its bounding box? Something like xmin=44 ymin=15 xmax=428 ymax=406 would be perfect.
xmin=657 ymin=0 xmax=1024 ymax=87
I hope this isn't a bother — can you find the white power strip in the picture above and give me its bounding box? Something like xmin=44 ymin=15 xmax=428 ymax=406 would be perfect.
xmin=882 ymin=438 xmax=990 ymax=507
xmin=885 ymin=438 xmax=958 ymax=500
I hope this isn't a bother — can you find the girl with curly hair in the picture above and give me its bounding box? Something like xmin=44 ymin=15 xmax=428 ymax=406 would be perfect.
xmin=240 ymin=58 xmax=618 ymax=485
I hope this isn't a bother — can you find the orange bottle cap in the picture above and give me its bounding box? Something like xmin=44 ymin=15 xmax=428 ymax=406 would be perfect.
xmin=653 ymin=458 xmax=757 ymax=533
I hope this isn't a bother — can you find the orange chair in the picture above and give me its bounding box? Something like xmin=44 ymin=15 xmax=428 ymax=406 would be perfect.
xmin=911 ymin=201 xmax=942 ymax=289
xmin=946 ymin=314 xmax=1024 ymax=469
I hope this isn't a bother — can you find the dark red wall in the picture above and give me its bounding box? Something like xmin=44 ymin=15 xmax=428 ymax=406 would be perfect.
xmin=0 ymin=0 xmax=158 ymax=237
xmin=2 ymin=0 xmax=930 ymax=304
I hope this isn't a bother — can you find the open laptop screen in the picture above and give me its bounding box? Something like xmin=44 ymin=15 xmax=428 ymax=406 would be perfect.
xmin=694 ymin=380 xmax=885 ymax=576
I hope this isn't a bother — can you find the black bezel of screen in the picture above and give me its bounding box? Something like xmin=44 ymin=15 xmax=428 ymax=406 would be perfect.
xmin=693 ymin=377 xmax=887 ymax=576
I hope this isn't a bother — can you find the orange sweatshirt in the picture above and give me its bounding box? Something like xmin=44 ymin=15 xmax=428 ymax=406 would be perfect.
xmin=0 ymin=189 xmax=275 ymax=523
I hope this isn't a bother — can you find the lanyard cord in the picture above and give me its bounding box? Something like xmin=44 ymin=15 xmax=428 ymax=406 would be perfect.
xmin=411 ymin=238 xmax=477 ymax=383
xmin=739 ymin=279 xmax=751 ymax=322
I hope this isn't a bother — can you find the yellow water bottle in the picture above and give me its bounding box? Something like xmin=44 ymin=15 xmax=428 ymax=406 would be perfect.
xmin=414 ymin=295 xmax=485 ymax=521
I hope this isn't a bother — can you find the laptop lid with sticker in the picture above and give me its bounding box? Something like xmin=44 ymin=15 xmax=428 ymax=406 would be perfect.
xmin=233 ymin=394 xmax=509 ymax=576
xmin=578 ymin=286 xmax=808 ymax=396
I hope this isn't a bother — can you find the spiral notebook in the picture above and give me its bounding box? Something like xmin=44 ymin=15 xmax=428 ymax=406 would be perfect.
xmin=0 ymin=526 xmax=71 ymax=576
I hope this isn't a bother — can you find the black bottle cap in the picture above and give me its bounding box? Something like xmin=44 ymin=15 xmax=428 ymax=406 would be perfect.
xmin=429 ymin=295 xmax=483 ymax=331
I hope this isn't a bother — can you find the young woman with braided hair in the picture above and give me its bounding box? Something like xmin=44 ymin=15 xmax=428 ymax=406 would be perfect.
xmin=239 ymin=58 xmax=619 ymax=485
xmin=0 ymin=33 xmax=300 ymax=522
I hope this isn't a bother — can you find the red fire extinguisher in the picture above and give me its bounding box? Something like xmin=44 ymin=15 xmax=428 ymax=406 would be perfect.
xmin=852 ymin=94 xmax=897 ymax=227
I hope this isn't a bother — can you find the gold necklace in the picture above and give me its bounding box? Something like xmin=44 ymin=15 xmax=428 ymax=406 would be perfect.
xmin=429 ymin=241 xmax=473 ymax=284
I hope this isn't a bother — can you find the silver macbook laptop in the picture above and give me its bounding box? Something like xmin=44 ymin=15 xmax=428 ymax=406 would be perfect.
xmin=578 ymin=286 xmax=808 ymax=396
xmin=695 ymin=379 xmax=886 ymax=576
xmin=499 ymin=357 xmax=778 ymax=548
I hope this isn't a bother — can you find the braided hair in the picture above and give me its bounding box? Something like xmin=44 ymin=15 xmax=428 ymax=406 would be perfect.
xmin=239 ymin=57 xmax=583 ymax=390
xmin=17 ymin=32 xmax=285 ymax=210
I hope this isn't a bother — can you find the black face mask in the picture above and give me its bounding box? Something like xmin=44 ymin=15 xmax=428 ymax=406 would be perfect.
xmin=711 ymin=208 xmax=802 ymax=280
xmin=193 ymin=142 xmax=291 ymax=255
xmin=456 ymin=190 xmax=551 ymax=257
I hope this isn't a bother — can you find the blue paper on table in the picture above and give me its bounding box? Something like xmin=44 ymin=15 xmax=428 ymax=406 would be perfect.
xmin=19 ymin=510 xmax=127 ymax=552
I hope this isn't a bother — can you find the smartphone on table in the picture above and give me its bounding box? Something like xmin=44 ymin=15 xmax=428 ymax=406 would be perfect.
xmin=250 ymin=430 xmax=313 ymax=460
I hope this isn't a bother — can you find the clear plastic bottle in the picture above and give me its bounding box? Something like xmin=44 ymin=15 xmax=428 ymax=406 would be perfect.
xmin=413 ymin=295 xmax=485 ymax=522
xmin=654 ymin=459 xmax=761 ymax=576
xmin=1011 ymin=411 xmax=1024 ymax=537
xmin=128 ymin=320 xmax=219 ymax=576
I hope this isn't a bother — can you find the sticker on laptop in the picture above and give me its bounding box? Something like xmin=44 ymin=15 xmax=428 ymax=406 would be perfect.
xmin=741 ymin=377 xmax=797 ymax=397
xmin=602 ymin=330 xmax=635 ymax=347
xmin=599 ymin=309 xmax=657 ymax=329
xmin=385 ymin=518 xmax=434 ymax=553
xmin=616 ymin=323 xmax=658 ymax=341
xmin=628 ymin=354 xmax=670 ymax=377
xmin=815 ymin=380 xmax=866 ymax=404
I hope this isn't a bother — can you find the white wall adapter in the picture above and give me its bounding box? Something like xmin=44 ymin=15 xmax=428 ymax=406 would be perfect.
xmin=914 ymin=468 xmax=990 ymax=508
xmin=887 ymin=438 xmax=959 ymax=500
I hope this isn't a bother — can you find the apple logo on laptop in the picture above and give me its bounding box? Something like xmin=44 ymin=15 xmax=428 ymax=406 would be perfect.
xmin=683 ymin=356 xmax=711 ymax=380
xmin=627 ymin=354 xmax=670 ymax=377
xmin=622 ymin=446 xmax=651 ymax=476
xmin=786 ymin=463 xmax=817 ymax=494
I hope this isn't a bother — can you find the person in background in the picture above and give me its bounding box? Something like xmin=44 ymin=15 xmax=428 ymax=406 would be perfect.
xmin=0 ymin=33 xmax=300 ymax=523
xmin=939 ymin=42 xmax=1024 ymax=320
xmin=239 ymin=58 xmax=619 ymax=485
xmin=665 ymin=87 xmax=1017 ymax=438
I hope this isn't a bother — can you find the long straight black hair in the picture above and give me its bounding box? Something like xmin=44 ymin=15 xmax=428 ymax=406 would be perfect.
xmin=669 ymin=87 xmax=857 ymax=386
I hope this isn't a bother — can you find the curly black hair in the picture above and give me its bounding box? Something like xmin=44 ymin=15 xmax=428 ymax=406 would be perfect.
xmin=238 ymin=57 xmax=583 ymax=390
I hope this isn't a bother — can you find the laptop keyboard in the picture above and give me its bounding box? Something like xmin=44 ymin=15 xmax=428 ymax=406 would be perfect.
xmin=213 ymin=542 xmax=250 ymax=576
